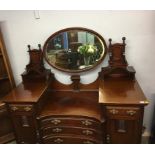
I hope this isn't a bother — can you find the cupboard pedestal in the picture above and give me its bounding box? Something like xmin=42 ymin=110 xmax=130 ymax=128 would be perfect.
xmin=99 ymin=79 xmax=148 ymax=143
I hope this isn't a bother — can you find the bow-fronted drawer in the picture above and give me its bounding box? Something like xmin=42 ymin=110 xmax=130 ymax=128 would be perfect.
xmin=42 ymin=135 xmax=102 ymax=144
xmin=39 ymin=116 xmax=101 ymax=130
xmin=41 ymin=126 xmax=102 ymax=140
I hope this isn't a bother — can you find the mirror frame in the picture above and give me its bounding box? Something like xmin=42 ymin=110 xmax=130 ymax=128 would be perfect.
xmin=43 ymin=27 xmax=107 ymax=73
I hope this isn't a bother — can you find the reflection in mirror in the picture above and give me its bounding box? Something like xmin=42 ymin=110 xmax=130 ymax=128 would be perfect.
xmin=44 ymin=28 xmax=107 ymax=72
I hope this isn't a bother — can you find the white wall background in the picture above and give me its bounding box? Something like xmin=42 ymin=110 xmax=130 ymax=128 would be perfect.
xmin=0 ymin=10 xmax=155 ymax=134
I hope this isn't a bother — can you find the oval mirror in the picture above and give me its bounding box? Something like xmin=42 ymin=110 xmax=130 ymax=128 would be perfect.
xmin=43 ymin=27 xmax=107 ymax=73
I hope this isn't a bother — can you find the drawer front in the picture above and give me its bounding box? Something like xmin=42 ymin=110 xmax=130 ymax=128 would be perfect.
xmin=41 ymin=126 xmax=102 ymax=140
xmin=106 ymin=106 xmax=141 ymax=120
xmin=42 ymin=135 xmax=102 ymax=144
xmin=40 ymin=116 xmax=101 ymax=130
xmin=9 ymin=104 xmax=33 ymax=114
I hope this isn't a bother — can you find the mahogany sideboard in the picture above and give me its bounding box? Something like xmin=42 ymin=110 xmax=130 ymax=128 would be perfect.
xmin=1 ymin=29 xmax=149 ymax=143
xmin=2 ymin=73 xmax=148 ymax=144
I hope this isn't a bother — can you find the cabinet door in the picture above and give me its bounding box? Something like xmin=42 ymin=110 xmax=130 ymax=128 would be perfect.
xmin=105 ymin=106 xmax=144 ymax=144
xmin=107 ymin=119 xmax=142 ymax=144
xmin=9 ymin=104 xmax=38 ymax=144
xmin=12 ymin=115 xmax=38 ymax=144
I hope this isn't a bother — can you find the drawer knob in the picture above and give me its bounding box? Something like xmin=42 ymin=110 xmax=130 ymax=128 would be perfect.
xmin=52 ymin=128 xmax=62 ymax=133
xmin=54 ymin=138 xmax=63 ymax=143
xmin=82 ymin=130 xmax=93 ymax=135
xmin=11 ymin=106 xmax=18 ymax=111
xmin=24 ymin=106 xmax=32 ymax=112
xmin=126 ymin=110 xmax=136 ymax=116
xmin=51 ymin=119 xmax=61 ymax=125
xmin=81 ymin=120 xmax=92 ymax=126
xmin=83 ymin=140 xmax=93 ymax=144
xmin=109 ymin=109 xmax=119 ymax=115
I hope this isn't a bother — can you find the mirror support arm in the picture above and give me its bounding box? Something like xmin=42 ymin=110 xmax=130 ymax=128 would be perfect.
xmin=71 ymin=75 xmax=80 ymax=91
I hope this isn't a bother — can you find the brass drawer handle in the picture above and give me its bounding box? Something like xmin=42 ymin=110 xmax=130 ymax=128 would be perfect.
xmin=106 ymin=134 xmax=111 ymax=144
xmin=81 ymin=120 xmax=92 ymax=126
xmin=83 ymin=140 xmax=93 ymax=144
xmin=109 ymin=109 xmax=119 ymax=115
xmin=126 ymin=110 xmax=136 ymax=116
xmin=24 ymin=106 xmax=32 ymax=112
xmin=54 ymin=138 xmax=63 ymax=143
xmin=10 ymin=106 xmax=32 ymax=112
xmin=52 ymin=128 xmax=62 ymax=133
xmin=51 ymin=119 xmax=61 ymax=125
xmin=0 ymin=109 xmax=6 ymax=113
xmin=11 ymin=106 xmax=18 ymax=111
xmin=82 ymin=130 xmax=93 ymax=135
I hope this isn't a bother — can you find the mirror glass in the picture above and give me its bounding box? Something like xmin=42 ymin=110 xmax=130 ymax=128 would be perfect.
xmin=43 ymin=28 xmax=107 ymax=73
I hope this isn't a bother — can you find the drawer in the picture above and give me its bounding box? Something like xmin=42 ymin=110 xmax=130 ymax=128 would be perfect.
xmin=41 ymin=126 xmax=102 ymax=140
xmin=106 ymin=106 xmax=141 ymax=120
xmin=9 ymin=104 xmax=34 ymax=114
xmin=42 ymin=135 xmax=102 ymax=144
xmin=39 ymin=116 xmax=101 ymax=130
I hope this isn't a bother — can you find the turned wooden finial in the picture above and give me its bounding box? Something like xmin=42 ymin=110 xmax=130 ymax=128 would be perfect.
xmin=109 ymin=38 xmax=112 ymax=46
xmin=122 ymin=37 xmax=126 ymax=54
xmin=38 ymin=44 xmax=41 ymax=50
xmin=27 ymin=45 xmax=31 ymax=51
xmin=122 ymin=37 xmax=126 ymax=45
